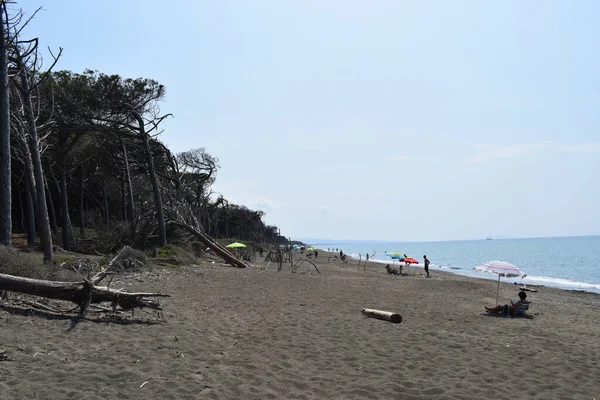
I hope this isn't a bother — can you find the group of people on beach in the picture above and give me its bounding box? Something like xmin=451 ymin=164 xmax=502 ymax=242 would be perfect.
xmin=384 ymin=254 xmax=431 ymax=278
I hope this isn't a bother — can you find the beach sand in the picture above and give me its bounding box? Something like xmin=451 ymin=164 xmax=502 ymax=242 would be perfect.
xmin=1 ymin=253 xmax=599 ymax=399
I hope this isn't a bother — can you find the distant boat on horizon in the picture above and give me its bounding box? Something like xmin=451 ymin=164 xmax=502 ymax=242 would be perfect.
xmin=486 ymin=235 xmax=492 ymax=240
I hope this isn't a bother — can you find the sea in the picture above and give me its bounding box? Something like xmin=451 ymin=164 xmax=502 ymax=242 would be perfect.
xmin=309 ymin=236 xmax=600 ymax=294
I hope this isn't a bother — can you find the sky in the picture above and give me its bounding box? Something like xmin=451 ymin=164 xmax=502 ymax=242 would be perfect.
xmin=14 ymin=0 xmax=600 ymax=242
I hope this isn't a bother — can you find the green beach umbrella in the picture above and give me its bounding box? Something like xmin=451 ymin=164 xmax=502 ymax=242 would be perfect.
xmin=385 ymin=251 xmax=404 ymax=265
xmin=306 ymin=247 xmax=316 ymax=251
xmin=385 ymin=252 xmax=403 ymax=259
xmin=226 ymin=242 xmax=246 ymax=249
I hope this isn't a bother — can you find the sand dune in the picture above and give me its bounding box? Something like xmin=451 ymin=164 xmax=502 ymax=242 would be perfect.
xmin=1 ymin=255 xmax=599 ymax=399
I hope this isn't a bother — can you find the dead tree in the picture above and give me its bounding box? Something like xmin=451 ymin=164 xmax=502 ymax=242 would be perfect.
xmin=132 ymin=110 xmax=169 ymax=246
xmin=13 ymin=54 xmax=55 ymax=262
xmin=0 ymin=273 xmax=168 ymax=316
xmin=8 ymin=9 xmax=62 ymax=262
xmin=0 ymin=247 xmax=169 ymax=318
xmin=0 ymin=0 xmax=10 ymax=245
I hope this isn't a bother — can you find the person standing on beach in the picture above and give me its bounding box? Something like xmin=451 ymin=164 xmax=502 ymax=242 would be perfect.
xmin=423 ymin=255 xmax=430 ymax=278
xmin=366 ymin=253 xmax=369 ymax=262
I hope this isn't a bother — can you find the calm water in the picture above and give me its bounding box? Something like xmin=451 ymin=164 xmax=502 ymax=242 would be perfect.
xmin=311 ymin=236 xmax=600 ymax=294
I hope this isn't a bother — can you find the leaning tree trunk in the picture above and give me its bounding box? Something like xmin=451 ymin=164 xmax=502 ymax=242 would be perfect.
xmin=17 ymin=59 xmax=53 ymax=264
xmin=59 ymin=162 xmax=71 ymax=250
xmin=134 ymin=112 xmax=167 ymax=246
xmin=121 ymin=138 xmax=136 ymax=236
xmin=0 ymin=4 xmax=10 ymax=246
xmin=169 ymin=219 xmax=248 ymax=268
xmin=44 ymin=176 xmax=57 ymax=233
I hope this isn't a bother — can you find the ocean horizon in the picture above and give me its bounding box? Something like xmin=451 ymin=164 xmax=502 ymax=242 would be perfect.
xmin=304 ymin=235 xmax=600 ymax=294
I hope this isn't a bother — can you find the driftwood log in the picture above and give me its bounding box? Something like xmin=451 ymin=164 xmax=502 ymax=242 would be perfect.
xmin=0 ymin=273 xmax=168 ymax=312
xmin=169 ymin=220 xmax=248 ymax=268
xmin=0 ymin=246 xmax=168 ymax=318
xmin=361 ymin=308 xmax=402 ymax=323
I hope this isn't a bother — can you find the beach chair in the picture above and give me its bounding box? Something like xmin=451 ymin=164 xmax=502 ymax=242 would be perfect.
xmin=503 ymin=301 xmax=531 ymax=318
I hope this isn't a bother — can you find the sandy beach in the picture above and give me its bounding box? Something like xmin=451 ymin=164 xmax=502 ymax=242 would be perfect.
xmin=1 ymin=253 xmax=599 ymax=400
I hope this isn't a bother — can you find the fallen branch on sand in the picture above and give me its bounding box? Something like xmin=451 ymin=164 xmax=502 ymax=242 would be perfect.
xmin=291 ymin=259 xmax=321 ymax=275
xmin=361 ymin=308 xmax=402 ymax=323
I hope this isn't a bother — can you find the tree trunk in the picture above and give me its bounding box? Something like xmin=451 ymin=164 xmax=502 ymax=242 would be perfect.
xmin=45 ymin=176 xmax=57 ymax=233
xmin=102 ymin=181 xmax=110 ymax=226
xmin=24 ymin=180 xmax=35 ymax=246
xmin=16 ymin=183 xmax=24 ymax=232
xmin=0 ymin=4 xmax=10 ymax=245
xmin=361 ymin=308 xmax=402 ymax=324
xmin=134 ymin=113 xmax=166 ymax=246
xmin=169 ymin=219 xmax=247 ymax=268
xmin=59 ymin=163 xmax=71 ymax=250
xmin=79 ymin=165 xmax=84 ymax=236
xmin=121 ymin=139 xmax=135 ymax=235
xmin=120 ymin=174 xmax=127 ymax=222
xmin=17 ymin=61 xmax=53 ymax=263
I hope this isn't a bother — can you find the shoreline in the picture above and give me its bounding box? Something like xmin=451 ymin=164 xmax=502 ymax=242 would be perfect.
xmin=340 ymin=251 xmax=600 ymax=297
xmin=324 ymin=249 xmax=600 ymax=295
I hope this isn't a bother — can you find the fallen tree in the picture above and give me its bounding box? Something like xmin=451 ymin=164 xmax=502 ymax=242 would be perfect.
xmin=0 ymin=273 xmax=167 ymax=313
xmin=169 ymin=219 xmax=249 ymax=269
xmin=0 ymin=246 xmax=169 ymax=318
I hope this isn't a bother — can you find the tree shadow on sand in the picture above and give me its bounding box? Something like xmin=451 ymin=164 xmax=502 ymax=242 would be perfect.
xmin=0 ymin=303 xmax=165 ymax=331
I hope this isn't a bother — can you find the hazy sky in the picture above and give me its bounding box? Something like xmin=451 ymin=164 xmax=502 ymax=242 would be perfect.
xmin=18 ymin=0 xmax=600 ymax=241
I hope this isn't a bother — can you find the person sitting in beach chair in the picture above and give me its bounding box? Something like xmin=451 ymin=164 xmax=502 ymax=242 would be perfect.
xmin=484 ymin=291 xmax=530 ymax=316
xmin=385 ymin=264 xmax=401 ymax=276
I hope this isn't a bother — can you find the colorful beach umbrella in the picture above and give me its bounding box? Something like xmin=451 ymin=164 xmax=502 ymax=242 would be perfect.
xmin=403 ymin=257 xmax=419 ymax=264
xmin=306 ymin=247 xmax=316 ymax=251
xmin=475 ymin=260 xmax=526 ymax=305
xmin=385 ymin=252 xmax=403 ymax=259
xmin=226 ymin=242 xmax=246 ymax=249
xmin=385 ymin=252 xmax=404 ymax=265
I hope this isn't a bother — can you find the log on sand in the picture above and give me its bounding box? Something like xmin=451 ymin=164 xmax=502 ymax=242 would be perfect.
xmin=0 ymin=273 xmax=168 ymax=315
xmin=361 ymin=308 xmax=402 ymax=323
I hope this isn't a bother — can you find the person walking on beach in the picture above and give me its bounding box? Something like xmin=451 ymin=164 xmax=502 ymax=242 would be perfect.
xmin=366 ymin=253 xmax=369 ymax=262
xmin=423 ymin=255 xmax=430 ymax=278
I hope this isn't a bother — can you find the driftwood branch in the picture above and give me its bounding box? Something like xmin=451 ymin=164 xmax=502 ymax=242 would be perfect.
xmin=291 ymin=258 xmax=322 ymax=275
xmin=91 ymin=246 xmax=130 ymax=285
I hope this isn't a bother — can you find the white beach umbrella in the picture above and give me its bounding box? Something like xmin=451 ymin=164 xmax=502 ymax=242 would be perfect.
xmin=475 ymin=261 xmax=526 ymax=305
